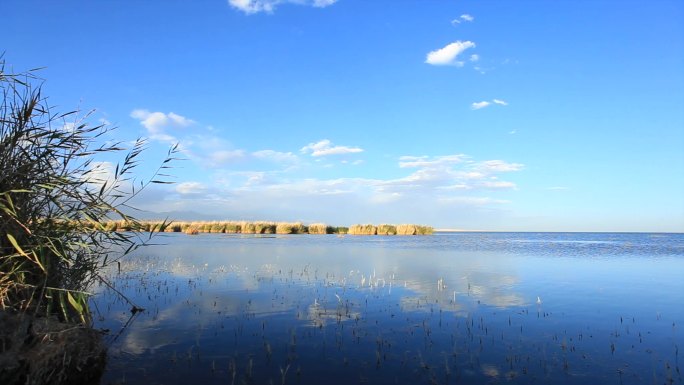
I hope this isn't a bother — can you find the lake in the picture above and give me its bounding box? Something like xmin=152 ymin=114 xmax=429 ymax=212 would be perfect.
xmin=92 ymin=232 xmax=684 ymax=385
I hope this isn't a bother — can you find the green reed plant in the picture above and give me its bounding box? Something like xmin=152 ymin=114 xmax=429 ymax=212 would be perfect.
xmin=0 ymin=59 xmax=177 ymax=323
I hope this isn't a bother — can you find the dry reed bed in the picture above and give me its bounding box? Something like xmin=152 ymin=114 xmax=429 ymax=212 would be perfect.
xmin=103 ymin=221 xmax=432 ymax=235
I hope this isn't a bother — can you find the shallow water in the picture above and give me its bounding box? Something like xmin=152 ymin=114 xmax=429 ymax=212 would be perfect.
xmin=93 ymin=232 xmax=684 ymax=385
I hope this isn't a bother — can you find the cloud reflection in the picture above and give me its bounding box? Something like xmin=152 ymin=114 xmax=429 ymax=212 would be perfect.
xmin=95 ymin=235 xmax=531 ymax=361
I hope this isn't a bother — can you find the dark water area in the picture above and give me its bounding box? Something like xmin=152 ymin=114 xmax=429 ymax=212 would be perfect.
xmin=92 ymin=232 xmax=684 ymax=385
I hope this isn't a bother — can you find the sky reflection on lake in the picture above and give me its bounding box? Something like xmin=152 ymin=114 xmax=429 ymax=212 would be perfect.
xmin=93 ymin=232 xmax=684 ymax=385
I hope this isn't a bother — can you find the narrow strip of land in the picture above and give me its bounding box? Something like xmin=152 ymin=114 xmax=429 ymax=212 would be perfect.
xmin=104 ymin=220 xmax=434 ymax=235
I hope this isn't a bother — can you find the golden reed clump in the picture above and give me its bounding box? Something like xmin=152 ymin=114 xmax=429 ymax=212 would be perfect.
xmin=104 ymin=221 xmax=432 ymax=236
xmin=347 ymin=224 xmax=377 ymax=235
xmin=307 ymin=223 xmax=328 ymax=234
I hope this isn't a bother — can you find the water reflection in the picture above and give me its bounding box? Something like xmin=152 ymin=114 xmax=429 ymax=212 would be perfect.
xmin=93 ymin=233 xmax=684 ymax=385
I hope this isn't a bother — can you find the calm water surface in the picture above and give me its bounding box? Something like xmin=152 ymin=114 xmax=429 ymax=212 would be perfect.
xmin=93 ymin=232 xmax=684 ymax=385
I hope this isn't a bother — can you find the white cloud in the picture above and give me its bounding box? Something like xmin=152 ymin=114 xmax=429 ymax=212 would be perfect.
xmin=130 ymin=109 xmax=193 ymax=132
xmin=425 ymin=41 xmax=476 ymax=66
xmin=479 ymin=160 xmax=524 ymax=172
xmin=438 ymin=196 xmax=510 ymax=206
xmin=375 ymin=155 xmax=521 ymax=198
xmin=176 ymin=182 xmax=207 ymax=195
xmin=469 ymin=54 xmax=480 ymax=62
xmin=209 ymin=150 xmax=246 ymax=166
xmin=228 ymin=0 xmax=275 ymax=13
xmin=471 ymin=101 xmax=491 ymax=110
xmin=399 ymin=154 xmax=465 ymax=168
xmin=130 ymin=109 xmax=194 ymax=143
xmin=300 ymin=139 xmax=363 ymax=157
xmin=471 ymin=99 xmax=508 ymax=110
xmin=458 ymin=171 xmax=487 ymax=180
xmin=312 ymin=0 xmax=337 ymax=7
xmin=480 ymin=180 xmax=517 ymax=189
xmin=252 ymin=150 xmax=299 ymax=163
xmin=451 ymin=14 xmax=474 ymax=26
xmin=228 ymin=0 xmax=337 ymax=14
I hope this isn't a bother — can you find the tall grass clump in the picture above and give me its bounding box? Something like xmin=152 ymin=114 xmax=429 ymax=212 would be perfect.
xmin=209 ymin=222 xmax=225 ymax=233
xmin=184 ymin=226 xmax=199 ymax=235
xmin=275 ymin=222 xmax=305 ymax=234
xmin=253 ymin=222 xmax=276 ymax=234
xmin=240 ymin=221 xmax=257 ymax=234
xmin=396 ymin=224 xmax=417 ymax=235
xmin=0 ymin=60 xmax=177 ymax=324
xmin=376 ymin=224 xmax=397 ymax=235
xmin=396 ymin=224 xmax=434 ymax=235
xmin=168 ymin=223 xmax=183 ymax=232
xmin=348 ymin=224 xmax=377 ymax=235
xmin=307 ymin=223 xmax=328 ymax=234
xmin=416 ymin=225 xmax=434 ymax=235
xmin=224 ymin=222 xmax=241 ymax=233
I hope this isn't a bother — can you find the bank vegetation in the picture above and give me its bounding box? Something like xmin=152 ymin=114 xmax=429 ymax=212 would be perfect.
xmin=102 ymin=220 xmax=434 ymax=236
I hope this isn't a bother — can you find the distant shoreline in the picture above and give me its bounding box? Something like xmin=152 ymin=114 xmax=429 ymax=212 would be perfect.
xmin=104 ymin=220 xmax=434 ymax=236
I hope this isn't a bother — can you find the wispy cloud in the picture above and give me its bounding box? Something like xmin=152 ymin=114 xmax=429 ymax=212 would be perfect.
xmin=176 ymin=182 xmax=207 ymax=195
xmin=228 ymin=0 xmax=337 ymax=14
xmin=300 ymin=139 xmax=363 ymax=157
xmin=312 ymin=0 xmax=337 ymax=7
xmin=126 ymin=109 xmax=524 ymax=226
xmin=377 ymin=155 xmax=522 ymax=197
xmin=479 ymin=160 xmax=524 ymax=172
xmin=252 ymin=150 xmax=299 ymax=163
xmin=399 ymin=154 xmax=466 ymax=168
xmin=131 ymin=151 xmax=523 ymax=226
xmin=438 ymin=196 xmax=510 ymax=206
xmin=480 ymin=181 xmax=517 ymax=189
xmin=471 ymin=101 xmax=491 ymax=110
xmin=425 ymin=41 xmax=476 ymax=66
xmin=471 ymin=99 xmax=508 ymax=110
xmin=209 ymin=150 xmax=246 ymax=166
xmin=451 ymin=14 xmax=474 ymax=26
xmin=130 ymin=109 xmax=305 ymax=171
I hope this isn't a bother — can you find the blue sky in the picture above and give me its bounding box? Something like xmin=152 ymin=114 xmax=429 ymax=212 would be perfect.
xmin=4 ymin=0 xmax=684 ymax=232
